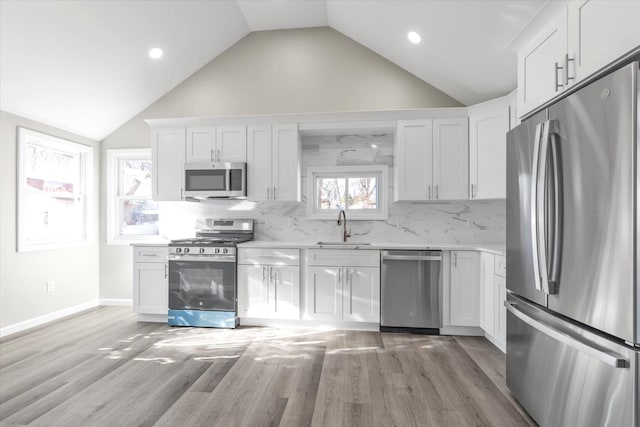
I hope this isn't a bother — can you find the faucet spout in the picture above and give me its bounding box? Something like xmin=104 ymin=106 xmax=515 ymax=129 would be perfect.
xmin=337 ymin=210 xmax=351 ymax=243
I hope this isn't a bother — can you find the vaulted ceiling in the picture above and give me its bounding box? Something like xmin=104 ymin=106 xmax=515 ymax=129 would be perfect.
xmin=0 ymin=0 xmax=544 ymax=140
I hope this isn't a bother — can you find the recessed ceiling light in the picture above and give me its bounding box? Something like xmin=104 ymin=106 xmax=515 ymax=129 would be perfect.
xmin=371 ymin=144 xmax=378 ymax=149
xmin=407 ymin=31 xmax=422 ymax=44
xmin=148 ymin=47 xmax=163 ymax=59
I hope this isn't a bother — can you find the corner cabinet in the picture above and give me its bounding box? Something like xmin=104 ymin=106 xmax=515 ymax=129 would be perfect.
xmin=469 ymin=97 xmax=509 ymax=199
xmin=151 ymin=127 xmax=185 ymax=201
xmin=237 ymin=248 xmax=300 ymax=319
xmin=305 ymin=249 xmax=380 ymax=323
xmin=479 ymin=253 xmax=507 ymax=352
xmin=395 ymin=118 xmax=468 ymax=201
xmin=247 ymin=124 xmax=300 ymax=202
xmin=132 ymin=245 xmax=169 ymax=315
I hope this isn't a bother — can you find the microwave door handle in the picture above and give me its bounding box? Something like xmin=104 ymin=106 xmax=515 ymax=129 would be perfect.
xmin=530 ymin=122 xmax=543 ymax=293
xmin=225 ymin=168 xmax=231 ymax=191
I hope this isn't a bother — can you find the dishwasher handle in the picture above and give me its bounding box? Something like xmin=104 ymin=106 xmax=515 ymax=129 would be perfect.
xmin=382 ymin=252 xmax=442 ymax=262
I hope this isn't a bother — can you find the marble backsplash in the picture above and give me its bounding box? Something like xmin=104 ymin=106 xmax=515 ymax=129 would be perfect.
xmin=159 ymin=134 xmax=505 ymax=244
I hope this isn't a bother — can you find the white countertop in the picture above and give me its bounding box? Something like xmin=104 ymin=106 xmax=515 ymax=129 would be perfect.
xmin=238 ymin=241 xmax=505 ymax=256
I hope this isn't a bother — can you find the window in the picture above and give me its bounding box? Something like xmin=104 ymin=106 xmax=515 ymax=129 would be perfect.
xmin=17 ymin=127 xmax=93 ymax=252
xmin=307 ymin=166 xmax=388 ymax=220
xmin=107 ymin=149 xmax=159 ymax=244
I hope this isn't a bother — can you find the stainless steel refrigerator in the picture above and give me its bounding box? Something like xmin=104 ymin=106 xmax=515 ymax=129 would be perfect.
xmin=506 ymin=61 xmax=640 ymax=427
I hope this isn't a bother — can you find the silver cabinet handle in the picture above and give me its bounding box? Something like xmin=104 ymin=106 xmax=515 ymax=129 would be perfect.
xmin=435 ymin=184 xmax=439 ymax=200
xmin=216 ymin=149 xmax=222 ymax=162
xmin=471 ymin=184 xmax=476 ymax=199
xmin=141 ymin=253 xmax=158 ymax=257
xmin=348 ymin=268 xmax=353 ymax=315
xmin=267 ymin=187 xmax=271 ymax=200
xmin=269 ymin=266 xmax=273 ymax=281
xmin=164 ymin=263 xmax=168 ymax=278
xmin=262 ymin=265 xmax=266 ymax=281
xmin=564 ymin=54 xmax=574 ymax=86
xmin=210 ymin=149 xmax=215 ymax=163
xmin=338 ymin=268 xmax=341 ymax=283
xmin=554 ymin=61 xmax=564 ymax=92
xmin=273 ymin=187 xmax=277 ymax=200
xmin=505 ymin=301 xmax=628 ymax=368
xmin=453 ymin=252 xmax=458 ymax=267
xmin=428 ymin=185 xmax=432 ymax=199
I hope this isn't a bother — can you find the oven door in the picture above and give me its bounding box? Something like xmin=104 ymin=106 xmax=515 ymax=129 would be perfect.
xmin=168 ymin=255 xmax=236 ymax=311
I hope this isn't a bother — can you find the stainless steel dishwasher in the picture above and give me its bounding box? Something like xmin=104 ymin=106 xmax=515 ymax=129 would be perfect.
xmin=381 ymin=250 xmax=442 ymax=332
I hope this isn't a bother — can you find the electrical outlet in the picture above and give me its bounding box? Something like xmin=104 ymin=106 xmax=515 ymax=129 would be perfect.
xmin=46 ymin=281 xmax=55 ymax=293
xmin=288 ymin=217 xmax=297 ymax=227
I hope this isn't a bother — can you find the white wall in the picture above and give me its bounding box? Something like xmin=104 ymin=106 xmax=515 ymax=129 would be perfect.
xmin=0 ymin=110 xmax=100 ymax=329
xmin=99 ymin=27 xmax=464 ymax=300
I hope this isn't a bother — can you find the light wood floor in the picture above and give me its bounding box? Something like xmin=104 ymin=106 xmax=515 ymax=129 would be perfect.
xmin=0 ymin=307 xmax=535 ymax=426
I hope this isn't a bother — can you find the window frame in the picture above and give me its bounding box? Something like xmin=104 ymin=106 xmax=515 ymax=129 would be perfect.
xmin=17 ymin=127 xmax=93 ymax=252
xmin=106 ymin=148 xmax=159 ymax=245
xmin=306 ymin=165 xmax=388 ymax=220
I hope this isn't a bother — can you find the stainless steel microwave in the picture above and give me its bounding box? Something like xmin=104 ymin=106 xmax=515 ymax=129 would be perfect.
xmin=183 ymin=163 xmax=247 ymax=200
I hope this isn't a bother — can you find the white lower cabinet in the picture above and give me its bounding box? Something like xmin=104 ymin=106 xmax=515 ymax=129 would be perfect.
xmin=132 ymin=245 xmax=169 ymax=315
xmin=305 ymin=249 xmax=380 ymax=323
xmin=478 ymin=252 xmax=507 ymax=352
xmin=479 ymin=252 xmax=495 ymax=333
xmin=237 ymin=249 xmax=300 ymax=319
xmin=448 ymin=251 xmax=481 ymax=327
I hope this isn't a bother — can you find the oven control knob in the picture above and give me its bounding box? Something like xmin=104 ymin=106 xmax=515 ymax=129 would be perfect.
xmin=215 ymin=248 xmax=220 ymax=254
xmin=199 ymin=248 xmax=205 ymax=254
xmin=176 ymin=248 xmax=182 ymax=253
xmin=184 ymin=248 xmax=190 ymax=254
xmin=223 ymin=248 xmax=228 ymax=254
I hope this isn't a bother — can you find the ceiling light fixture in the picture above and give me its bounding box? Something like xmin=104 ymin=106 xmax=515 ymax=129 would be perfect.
xmin=148 ymin=47 xmax=163 ymax=59
xmin=407 ymin=31 xmax=422 ymax=44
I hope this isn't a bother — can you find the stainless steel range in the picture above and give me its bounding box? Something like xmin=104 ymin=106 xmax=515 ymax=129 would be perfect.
xmin=167 ymin=218 xmax=253 ymax=328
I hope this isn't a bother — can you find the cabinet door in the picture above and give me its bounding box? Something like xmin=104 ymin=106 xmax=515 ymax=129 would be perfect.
xmin=343 ymin=267 xmax=380 ymax=323
xmin=133 ymin=262 xmax=168 ymax=314
xmin=569 ymin=0 xmax=640 ymax=82
xmin=237 ymin=265 xmax=269 ymax=318
xmin=246 ymin=124 xmax=272 ymax=201
xmin=479 ymin=253 xmax=495 ymax=335
xmin=272 ymin=124 xmax=300 ymax=201
xmin=270 ymin=266 xmax=300 ymax=319
xmin=185 ymin=126 xmax=215 ymax=163
xmin=494 ymin=275 xmax=507 ymax=349
xmin=517 ymin=6 xmax=568 ymax=117
xmin=469 ymin=101 xmax=509 ymax=199
xmin=306 ymin=266 xmax=342 ymax=321
xmin=216 ymin=125 xmax=247 ymax=163
xmin=151 ymin=127 xmax=185 ymax=201
xmin=395 ymin=120 xmax=433 ymax=201
xmin=432 ymin=118 xmax=468 ymax=200
xmin=449 ymin=251 xmax=480 ymax=326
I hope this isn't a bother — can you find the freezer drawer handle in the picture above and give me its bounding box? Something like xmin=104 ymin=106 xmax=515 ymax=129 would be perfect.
xmin=505 ymin=301 xmax=629 ymax=369
xmin=382 ymin=255 xmax=442 ymax=261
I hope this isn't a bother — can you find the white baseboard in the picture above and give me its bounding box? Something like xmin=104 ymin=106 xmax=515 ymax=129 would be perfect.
xmin=0 ymin=299 xmax=100 ymax=338
xmin=137 ymin=313 xmax=167 ymax=323
xmin=240 ymin=317 xmax=380 ymax=331
xmin=99 ymin=298 xmax=132 ymax=306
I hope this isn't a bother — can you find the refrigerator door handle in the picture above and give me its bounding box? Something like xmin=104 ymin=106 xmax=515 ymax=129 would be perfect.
xmin=536 ymin=120 xmax=556 ymax=294
xmin=548 ymin=127 xmax=563 ymax=290
xmin=505 ymin=301 xmax=629 ymax=368
xmin=530 ymin=122 xmax=544 ymax=293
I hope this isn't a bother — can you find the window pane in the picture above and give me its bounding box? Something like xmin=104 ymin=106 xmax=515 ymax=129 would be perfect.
xmin=22 ymin=143 xmax=84 ymax=244
xmin=347 ymin=177 xmax=377 ymax=209
xmin=317 ymin=177 xmax=346 ymax=210
xmin=120 ymin=159 xmax=152 ymax=197
xmin=118 ymin=199 xmax=159 ymax=236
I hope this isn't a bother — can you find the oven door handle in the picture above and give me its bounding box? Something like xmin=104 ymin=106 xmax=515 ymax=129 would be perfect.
xmin=168 ymin=255 xmax=236 ymax=263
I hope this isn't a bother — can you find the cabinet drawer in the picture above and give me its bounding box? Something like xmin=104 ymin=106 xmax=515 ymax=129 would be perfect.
xmin=133 ymin=246 xmax=169 ymax=263
xmin=238 ymin=248 xmax=299 ymax=266
xmin=494 ymin=255 xmax=506 ymax=278
xmin=307 ymin=249 xmax=380 ymax=267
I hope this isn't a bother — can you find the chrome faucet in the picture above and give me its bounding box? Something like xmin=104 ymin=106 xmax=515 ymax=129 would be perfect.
xmin=337 ymin=210 xmax=351 ymax=243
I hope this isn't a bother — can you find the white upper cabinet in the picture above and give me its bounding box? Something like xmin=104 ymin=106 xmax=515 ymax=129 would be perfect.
xmin=568 ymin=0 xmax=640 ymax=81
xmin=517 ymin=1 xmax=640 ymax=118
xmin=185 ymin=125 xmax=246 ymax=164
xmin=271 ymin=124 xmax=300 ymax=202
xmin=469 ymin=97 xmax=509 ymax=199
xmin=216 ymin=125 xmax=247 ymax=163
xmin=151 ymin=127 xmax=185 ymax=201
xmin=395 ymin=120 xmax=433 ymax=201
xmin=247 ymin=123 xmax=300 ymax=202
xmin=517 ymin=6 xmax=568 ymax=117
xmin=432 ymin=118 xmax=469 ymax=200
xmin=395 ymin=118 xmax=468 ymax=201
xmin=185 ymin=126 xmax=215 ymax=163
